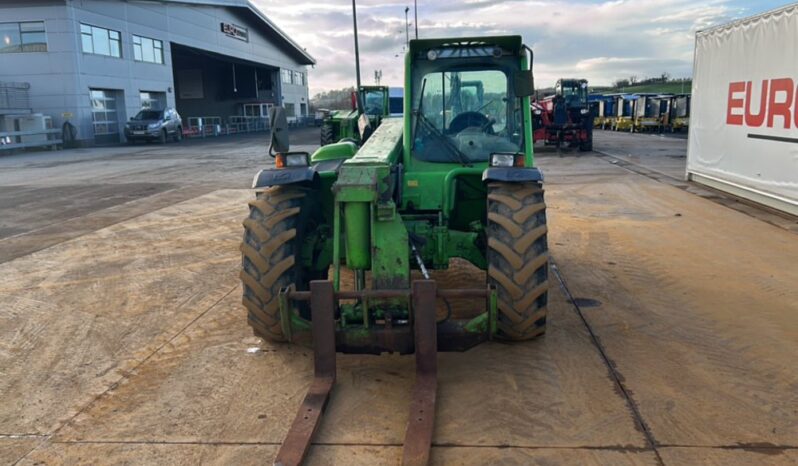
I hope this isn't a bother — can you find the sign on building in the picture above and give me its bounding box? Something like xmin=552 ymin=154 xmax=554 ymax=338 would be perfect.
xmin=221 ymin=23 xmax=248 ymax=42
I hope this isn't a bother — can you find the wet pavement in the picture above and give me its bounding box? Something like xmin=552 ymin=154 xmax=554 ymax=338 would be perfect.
xmin=1 ymin=130 xmax=797 ymax=465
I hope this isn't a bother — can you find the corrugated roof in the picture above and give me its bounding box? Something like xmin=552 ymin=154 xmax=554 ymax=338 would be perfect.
xmin=409 ymin=36 xmax=524 ymax=55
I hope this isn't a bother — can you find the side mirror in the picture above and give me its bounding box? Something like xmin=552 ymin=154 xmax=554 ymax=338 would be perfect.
xmin=514 ymin=70 xmax=535 ymax=98
xmin=269 ymin=106 xmax=290 ymax=156
xmin=357 ymin=113 xmax=371 ymax=139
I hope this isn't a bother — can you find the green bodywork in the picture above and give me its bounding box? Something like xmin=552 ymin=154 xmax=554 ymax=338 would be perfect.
xmin=321 ymin=85 xmax=390 ymax=145
xmin=285 ymin=36 xmax=537 ymax=341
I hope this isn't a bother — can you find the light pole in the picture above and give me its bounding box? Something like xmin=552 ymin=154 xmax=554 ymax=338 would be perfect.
xmin=414 ymin=0 xmax=418 ymax=39
xmin=405 ymin=6 xmax=410 ymax=46
xmin=352 ymin=0 xmax=362 ymax=91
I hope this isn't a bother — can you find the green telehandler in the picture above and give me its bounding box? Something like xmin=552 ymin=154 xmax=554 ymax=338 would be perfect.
xmin=241 ymin=35 xmax=547 ymax=466
xmin=319 ymin=85 xmax=390 ymax=146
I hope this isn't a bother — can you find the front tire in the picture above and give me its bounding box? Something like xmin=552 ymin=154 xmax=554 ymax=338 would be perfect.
xmin=486 ymin=182 xmax=549 ymax=340
xmin=240 ymin=186 xmax=321 ymax=342
xmin=173 ymin=126 xmax=183 ymax=142
xmin=158 ymin=129 xmax=167 ymax=144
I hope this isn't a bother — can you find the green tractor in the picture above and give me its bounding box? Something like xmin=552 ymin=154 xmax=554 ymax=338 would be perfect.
xmin=319 ymin=85 xmax=390 ymax=146
xmin=242 ymin=36 xmax=547 ymax=465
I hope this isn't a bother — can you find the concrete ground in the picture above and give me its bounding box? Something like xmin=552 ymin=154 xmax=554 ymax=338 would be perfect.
xmin=1 ymin=130 xmax=797 ymax=465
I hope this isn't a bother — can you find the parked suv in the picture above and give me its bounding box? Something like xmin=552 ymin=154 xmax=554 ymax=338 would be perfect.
xmin=125 ymin=108 xmax=183 ymax=144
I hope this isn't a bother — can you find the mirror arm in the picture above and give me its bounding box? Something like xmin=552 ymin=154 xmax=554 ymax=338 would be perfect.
xmin=523 ymin=45 xmax=534 ymax=72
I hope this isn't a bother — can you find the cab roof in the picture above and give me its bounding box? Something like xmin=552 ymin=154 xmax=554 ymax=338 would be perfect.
xmin=409 ymin=36 xmax=524 ymax=55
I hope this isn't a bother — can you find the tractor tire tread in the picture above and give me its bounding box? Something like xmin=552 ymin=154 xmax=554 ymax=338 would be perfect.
xmin=240 ymin=186 xmax=307 ymax=342
xmin=487 ymin=182 xmax=549 ymax=341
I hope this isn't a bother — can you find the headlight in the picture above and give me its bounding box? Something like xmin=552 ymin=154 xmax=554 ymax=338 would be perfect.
xmin=275 ymin=152 xmax=310 ymax=168
xmin=580 ymin=108 xmax=589 ymax=115
xmin=148 ymin=122 xmax=161 ymax=129
xmin=490 ymin=153 xmax=525 ymax=168
xmin=285 ymin=153 xmax=309 ymax=166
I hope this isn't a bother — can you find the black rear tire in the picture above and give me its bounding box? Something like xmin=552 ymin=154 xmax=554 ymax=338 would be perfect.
xmin=320 ymin=124 xmax=334 ymax=146
xmin=486 ymin=182 xmax=549 ymax=340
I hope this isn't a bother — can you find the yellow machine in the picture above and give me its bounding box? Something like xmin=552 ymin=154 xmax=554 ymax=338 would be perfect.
xmin=632 ymin=94 xmax=671 ymax=132
xmin=668 ymin=94 xmax=691 ymax=132
xmin=613 ymin=94 xmax=635 ymax=132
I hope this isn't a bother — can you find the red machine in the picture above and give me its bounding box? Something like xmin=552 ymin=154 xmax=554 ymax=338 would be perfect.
xmin=532 ymin=78 xmax=593 ymax=151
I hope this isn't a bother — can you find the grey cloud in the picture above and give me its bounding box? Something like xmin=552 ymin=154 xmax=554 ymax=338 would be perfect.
xmin=254 ymin=0 xmax=750 ymax=93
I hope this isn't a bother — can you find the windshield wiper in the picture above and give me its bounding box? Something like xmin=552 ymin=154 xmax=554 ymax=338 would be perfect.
xmin=415 ymin=111 xmax=472 ymax=166
xmin=411 ymin=78 xmax=471 ymax=166
xmin=411 ymin=78 xmax=427 ymax=150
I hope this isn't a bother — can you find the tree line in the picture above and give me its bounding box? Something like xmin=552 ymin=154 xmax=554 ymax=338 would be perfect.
xmin=310 ymin=87 xmax=356 ymax=111
xmin=612 ymin=73 xmax=690 ymax=89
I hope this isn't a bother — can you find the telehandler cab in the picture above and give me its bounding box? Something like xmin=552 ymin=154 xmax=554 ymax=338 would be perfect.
xmin=532 ymin=78 xmax=593 ymax=151
xmin=320 ymin=85 xmax=390 ymax=146
xmin=241 ymin=36 xmax=548 ymax=466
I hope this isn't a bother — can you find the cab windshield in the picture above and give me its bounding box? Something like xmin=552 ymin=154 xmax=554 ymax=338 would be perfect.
xmin=558 ymin=81 xmax=588 ymax=108
xmin=363 ymin=90 xmax=385 ymax=116
xmin=132 ymin=110 xmax=163 ymax=120
xmin=412 ymin=69 xmax=521 ymax=164
xmin=672 ymin=97 xmax=689 ymax=118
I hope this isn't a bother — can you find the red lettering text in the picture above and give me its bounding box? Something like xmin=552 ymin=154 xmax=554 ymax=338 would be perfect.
xmin=795 ymin=84 xmax=798 ymax=128
xmin=726 ymin=78 xmax=798 ymax=129
xmin=767 ymin=78 xmax=794 ymax=128
xmin=744 ymin=80 xmax=768 ymax=127
xmin=726 ymin=82 xmax=745 ymax=125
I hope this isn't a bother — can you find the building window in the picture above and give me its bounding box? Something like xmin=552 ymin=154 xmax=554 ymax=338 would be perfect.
xmin=140 ymin=91 xmax=166 ymax=110
xmin=90 ymin=89 xmax=119 ymax=136
xmin=282 ymin=70 xmax=305 ymax=86
xmin=300 ymin=103 xmax=307 ymax=117
xmin=132 ymin=35 xmax=163 ymax=64
xmin=80 ymin=23 xmax=121 ymax=58
xmin=0 ymin=21 xmax=47 ymax=53
xmin=281 ymin=69 xmax=292 ymax=84
xmin=284 ymin=103 xmax=296 ymax=118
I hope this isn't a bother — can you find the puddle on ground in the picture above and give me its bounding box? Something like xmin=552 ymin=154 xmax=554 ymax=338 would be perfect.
xmin=570 ymin=297 xmax=603 ymax=308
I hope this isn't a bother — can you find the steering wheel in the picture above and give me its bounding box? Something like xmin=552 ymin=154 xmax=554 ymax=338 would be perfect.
xmin=448 ymin=111 xmax=493 ymax=135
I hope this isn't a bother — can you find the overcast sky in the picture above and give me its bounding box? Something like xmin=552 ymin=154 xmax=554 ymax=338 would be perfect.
xmin=254 ymin=0 xmax=789 ymax=95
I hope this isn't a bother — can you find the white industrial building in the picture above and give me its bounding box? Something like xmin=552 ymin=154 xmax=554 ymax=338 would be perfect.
xmin=0 ymin=0 xmax=315 ymax=145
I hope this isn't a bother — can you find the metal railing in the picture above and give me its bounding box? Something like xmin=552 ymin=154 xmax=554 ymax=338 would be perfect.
xmin=185 ymin=116 xmax=223 ymax=138
xmin=227 ymin=115 xmax=268 ymax=133
xmin=185 ymin=115 xmax=271 ymax=138
xmin=0 ymin=128 xmax=62 ymax=151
